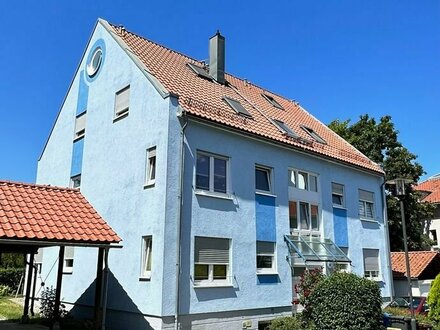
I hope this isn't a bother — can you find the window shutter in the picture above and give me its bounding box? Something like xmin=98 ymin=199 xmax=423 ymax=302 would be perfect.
xmin=195 ymin=237 xmax=229 ymax=264
xmin=65 ymin=247 xmax=75 ymax=259
xmin=115 ymin=86 xmax=130 ymax=115
xmin=257 ymin=241 xmax=275 ymax=254
xmin=75 ymin=113 xmax=86 ymax=136
xmin=359 ymin=189 xmax=374 ymax=202
xmin=332 ymin=183 xmax=344 ymax=195
xmin=363 ymin=249 xmax=379 ymax=271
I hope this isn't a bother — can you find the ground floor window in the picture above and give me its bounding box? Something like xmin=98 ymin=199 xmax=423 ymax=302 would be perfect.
xmin=194 ymin=236 xmax=230 ymax=286
xmin=363 ymin=248 xmax=379 ymax=280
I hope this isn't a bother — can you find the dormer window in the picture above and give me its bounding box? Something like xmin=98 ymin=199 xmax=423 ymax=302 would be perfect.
xmin=301 ymin=126 xmax=326 ymax=144
xmin=223 ymin=96 xmax=252 ymax=118
xmin=272 ymin=119 xmax=296 ymax=138
xmin=262 ymin=94 xmax=284 ymax=110
xmin=187 ymin=63 xmax=213 ymax=81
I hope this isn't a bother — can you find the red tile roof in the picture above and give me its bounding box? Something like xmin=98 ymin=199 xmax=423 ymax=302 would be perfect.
xmin=391 ymin=251 xmax=438 ymax=278
xmin=0 ymin=180 xmax=121 ymax=244
xmin=106 ymin=22 xmax=383 ymax=175
xmin=415 ymin=175 xmax=440 ymax=203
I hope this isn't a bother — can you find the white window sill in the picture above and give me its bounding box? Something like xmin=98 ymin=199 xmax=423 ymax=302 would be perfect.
xmin=360 ymin=218 xmax=379 ymax=224
xmin=113 ymin=111 xmax=129 ymax=122
xmin=139 ymin=276 xmax=151 ymax=282
xmin=257 ymin=271 xmax=278 ymax=276
xmin=332 ymin=205 xmax=347 ymax=210
xmin=194 ymin=190 xmax=233 ymax=200
xmin=144 ymin=182 xmax=155 ymax=189
xmin=255 ymin=191 xmax=277 ymax=198
xmin=193 ymin=283 xmax=233 ymax=289
xmin=63 ymin=271 xmax=73 ymax=275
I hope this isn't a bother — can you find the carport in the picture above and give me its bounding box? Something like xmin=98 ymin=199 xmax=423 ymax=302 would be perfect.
xmin=0 ymin=180 xmax=121 ymax=330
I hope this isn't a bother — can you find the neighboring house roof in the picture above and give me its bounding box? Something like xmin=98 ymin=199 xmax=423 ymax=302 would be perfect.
xmin=391 ymin=251 xmax=440 ymax=279
xmin=0 ymin=180 xmax=121 ymax=244
xmin=103 ymin=20 xmax=383 ymax=175
xmin=415 ymin=174 xmax=440 ymax=203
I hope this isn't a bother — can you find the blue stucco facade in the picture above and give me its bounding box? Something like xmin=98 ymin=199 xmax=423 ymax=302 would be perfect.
xmin=36 ymin=20 xmax=392 ymax=330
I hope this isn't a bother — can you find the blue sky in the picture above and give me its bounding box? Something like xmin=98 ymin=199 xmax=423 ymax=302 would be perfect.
xmin=1 ymin=1 xmax=439 ymax=183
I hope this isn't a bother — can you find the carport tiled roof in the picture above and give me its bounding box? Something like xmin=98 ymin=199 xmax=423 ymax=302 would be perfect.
xmin=0 ymin=180 xmax=121 ymax=244
xmin=105 ymin=21 xmax=383 ymax=175
xmin=391 ymin=251 xmax=439 ymax=279
xmin=415 ymin=175 xmax=440 ymax=203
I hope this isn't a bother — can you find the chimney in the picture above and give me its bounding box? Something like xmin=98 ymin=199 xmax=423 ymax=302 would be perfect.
xmin=209 ymin=31 xmax=225 ymax=84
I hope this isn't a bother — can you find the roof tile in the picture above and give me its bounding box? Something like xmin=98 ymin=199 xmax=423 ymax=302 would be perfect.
xmin=391 ymin=251 xmax=438 ymax=278
xmin=0 ymin=180 xmax=121 ymax=244
xmin=107 ymin=22 xmax=383 ymax=174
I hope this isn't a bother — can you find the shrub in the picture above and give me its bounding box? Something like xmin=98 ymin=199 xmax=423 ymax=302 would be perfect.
xmin=268 ymin=316 xmax=314 ymax=330
xmin=307 ymin=272 xmax=384 ymax=330
xmin=0 ymin=268 xmax=24 ymax=291
xmin=0 ymin=285 xmax=11 ymax=296
xmin=428 ymin=273 xmax=440 ymax=324
xmin=40 ymin=286 xmax=68 ymax=321
xmin=296 ymin=268 xmax=324 ymax=321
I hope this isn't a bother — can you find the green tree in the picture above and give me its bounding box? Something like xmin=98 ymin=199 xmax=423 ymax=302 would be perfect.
xmin=428 ymin=273 xmax=440 ymax=324
xmin=328 ymin=115 xmax=435 ymax=251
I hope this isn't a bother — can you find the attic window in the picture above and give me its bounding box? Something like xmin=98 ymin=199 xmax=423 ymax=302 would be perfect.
xmin=223 ymin=96 xmax=252 ymax=118
xmin=87 ymin=47 xmax=103 ymax=78
xmin=301 ymin=126 xmax=326 ymax=144
xmin=262 ymin=94 xmax=284 ymax=110
xmin=272 ymin=119 xmax=297 ymax=138
xmin=187 ymin=63 xmax=213 ymax=81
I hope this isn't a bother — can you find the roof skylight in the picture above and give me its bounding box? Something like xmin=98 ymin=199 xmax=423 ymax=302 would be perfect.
xmin=302 ymin=126 xmax=326 ymax=144
xmin=272 ymin=119 xmax=297 ymax=138
xmin=187 ymin=63 xmax=213 ymax=81
xmin=262 ymin=93 xmax=284 ymax=110
xmin=223 ymin=96 xmax=252 ymax=117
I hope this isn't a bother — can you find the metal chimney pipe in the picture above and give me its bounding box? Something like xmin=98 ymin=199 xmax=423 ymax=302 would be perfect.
xmin=209 ymin=31 xmax=225 ymax=84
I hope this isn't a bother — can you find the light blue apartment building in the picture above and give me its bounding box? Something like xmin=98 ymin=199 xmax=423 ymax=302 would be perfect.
xmin=36 ymin=19 xmax=392 ymax=329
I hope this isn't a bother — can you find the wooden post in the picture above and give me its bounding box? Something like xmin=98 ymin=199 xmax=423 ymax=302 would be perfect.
xmin=22 ymin=252 xmax=34 ymax=323
xmin=94 ymin=248 xmax=104 ymax=330
xmin=53 ymin=246 xmax=65 ymax=322
xmin=101 ymin=248 xmax=110 ymax=330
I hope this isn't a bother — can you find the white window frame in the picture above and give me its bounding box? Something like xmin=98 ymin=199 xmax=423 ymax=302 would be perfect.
xmin=114 ymin=85 xmax=130 ymax=119
xmin=256 ymin=241 xmax=277 ymax=274
xmin=289 ymin=200 xmax=320 ymax=235
xmin=255 ymin=165 xmax=273 ymax=194
xmin=145 ymin=147 xmax=156 ymax=187
xmin=195 ymin=151 xmax=230 ymax=197
xmin=332 ymin=182 xmax=345 ymax=208
xmin=359 ymin=189 xmax=375 ymax=220
xmin=336 ymin=247 xmax=350 ymax=273
xmin=140 ymin=236 xmax=152 ymax=279
xmin=193 ymin=237 xmax=231 ymax=287
xmin=288 ymin=169 xmax=318 ymax=192
xmin=70 ymin=174 xmax=81 ymax=189
xmin=363 ymin=248 xmax=380 ymax=280
xmin=74 ymin=112 xmax=86 ymax=141
xmin=63 ymin=247 xmax=74 ymax=274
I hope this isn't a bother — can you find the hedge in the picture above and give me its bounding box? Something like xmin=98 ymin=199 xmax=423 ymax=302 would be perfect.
xmin=307 ymin=272 xmax=384 ymax=330
xmin=0 ymin=268 xmax=25 ymax=290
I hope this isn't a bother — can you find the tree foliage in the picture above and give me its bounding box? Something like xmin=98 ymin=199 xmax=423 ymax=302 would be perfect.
xmin=328 ymin=115 xmax=435 ymax=251
xmin=428 ymin=273 xmax=440 ymax=324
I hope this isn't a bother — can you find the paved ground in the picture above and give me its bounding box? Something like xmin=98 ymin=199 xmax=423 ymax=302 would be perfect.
xmin=0 ymin=322 xmax=49 ymax=330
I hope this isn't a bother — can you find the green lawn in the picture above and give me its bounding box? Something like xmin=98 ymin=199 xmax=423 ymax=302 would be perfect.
xmin=0 ymin=297 xmax=22 ymax=320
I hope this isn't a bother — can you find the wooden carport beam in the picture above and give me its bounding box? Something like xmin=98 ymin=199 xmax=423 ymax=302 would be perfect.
xmin=21 ymin=251 xmax=35 ymax=323
xmin=53 ymin=246 xmax=65 ymax=322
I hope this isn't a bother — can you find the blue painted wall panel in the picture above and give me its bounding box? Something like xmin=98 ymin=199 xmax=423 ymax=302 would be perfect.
xmin=76 ymin=72 xmax=89 ymax=116
xmin=255 ymin=194 xmax=276 ymax=242
xmin=257 ymin=274 xmax=280 ymax=284
xmin=70 ymin=138 xmax=84 ymax=177
xmin=333 ymin=208 xmax=348 ymax=247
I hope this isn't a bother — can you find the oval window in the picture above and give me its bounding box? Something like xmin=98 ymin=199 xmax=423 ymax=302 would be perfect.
xmin=86 ymin=47 xmax=102 ymax=77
